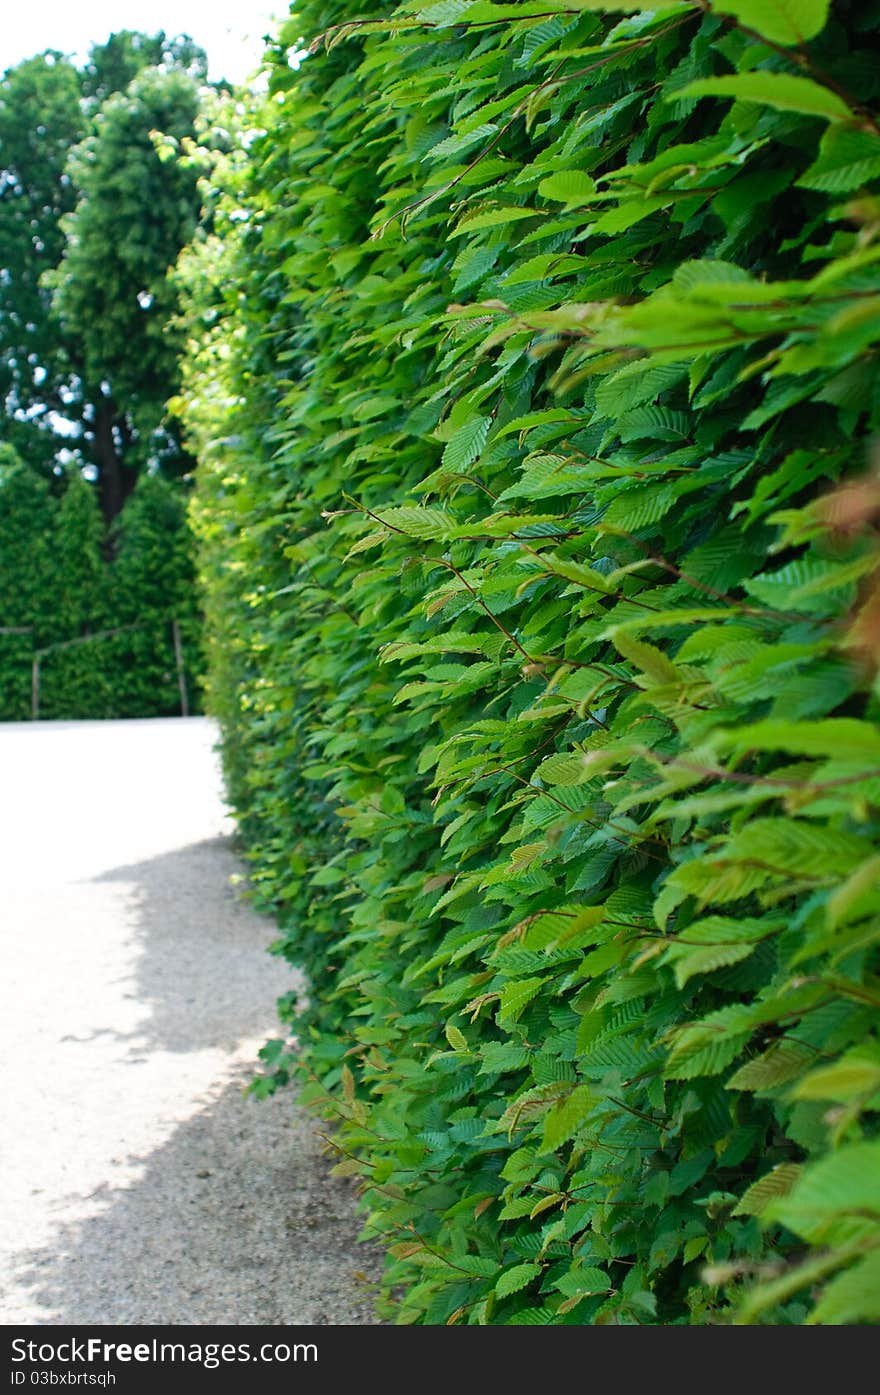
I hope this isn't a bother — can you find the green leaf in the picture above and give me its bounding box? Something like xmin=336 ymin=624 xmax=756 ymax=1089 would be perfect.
xmin=495 ymin=1262 xmax=542 ymax=1299
xmin=442 ymin=416 xmax=491 ymax=471
xmin=766 ymin=1140 xmax=880 ymax=1241
xmin=611 ymin=632 xmax=680 ymax=685
xmin=715 ymin=718 xmax=880 ymax=762
xmin=827 ymin=855 xmax=880 ymax=930
xmin=661 ymin=912 xmax=777 ymax=985
xmin=498 ymin=976 xmax=547 ymax=1025
xmin=732 ymin=1164 xmax=802 ymax=1217
xmin=791 ymin=1049 xmax=880 ymax=1103
xmin=448 ymin=1254 xmax=501 ymax=1277
xmin=445 ymin=1022 xmax=470 ymax=1052
xmin=664 ymin=938 xmax=757 ymax=989
xmin=727 ymin=1041 xmax=815 ymax=1093
xmin=537 ymin=171 xmax=597 ymax=205
xmin=533 ymin=750 xmax=598 ymax=786
xmin=724 ymin=818 xmax=868 ymax=880
xmin=712 ymin=0 xmax=831 ymax=45
xmin=451 ymin=206 xmax=537 ymax=236
xmin=675 ymin=73 xmax=850 ymax=122
xmin=372 ymin=505 xmax=458 ymax=538
xmin=798 ymin=125 xmax=880 ymax=193
xmin=541 ymin=1083 xmax=597 ymax=1151
xmin=554 ymin=1265 xmax=611 ymax=1296
xmin=808 ymin=1250 xmax=880 ymax=1324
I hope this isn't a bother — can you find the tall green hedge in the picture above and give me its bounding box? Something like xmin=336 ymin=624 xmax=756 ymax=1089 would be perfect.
xmin=0 ymin=456 xmax=201 ymax=719
xmin=182 ymin=0 xmax=880 ymax=1324
xmin=0 ymin=448 xmax=60 ymax=716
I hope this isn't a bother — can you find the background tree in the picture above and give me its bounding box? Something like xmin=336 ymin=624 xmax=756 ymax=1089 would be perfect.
xmin=0 ymin=33 xmax=209 ymax=521
xmin=81 ymin=30 xmax=208 ymax=110
xmin=48 ymin=66 xmax=203 ymax=521
xmin=0 ymin=54 xmax=84 ymax=475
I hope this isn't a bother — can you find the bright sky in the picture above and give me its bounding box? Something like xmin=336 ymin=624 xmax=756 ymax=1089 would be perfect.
xmin=2 ymin=1 xmax=287 ymax=87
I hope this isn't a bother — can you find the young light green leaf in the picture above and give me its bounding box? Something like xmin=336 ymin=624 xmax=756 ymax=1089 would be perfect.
xmin=791 ymin=1050 xmax=880 ymax=1103
xmin=732 ymin=1163 xmax=802 ymax=1217
xmin=712 ymin=0 xmax=830 ymax=45
xmin=495 ymin=1262 xmax=542 ymax=1299
xmin=674 ymin=73 xmax=850 ymax=122
xmin=541 ymin=1083 xmax=597 ymax=1151
xmin=537 ymin=171 xmax=597 ymax=205
xmin=441 ymin=416 xmax=491 ymax=471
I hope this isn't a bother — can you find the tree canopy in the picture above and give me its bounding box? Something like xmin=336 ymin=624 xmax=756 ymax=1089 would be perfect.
xmin=0 ymin=32 xmax=210 ymax=520
xmin=0 ymin=53 xmax=85 ymax=475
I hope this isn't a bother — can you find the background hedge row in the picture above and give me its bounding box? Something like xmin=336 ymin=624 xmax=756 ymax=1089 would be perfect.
xmin=181 ymin=0 xmax=880 ymax=1323
xmin=0 ymin=451 xmax=200 ymax=719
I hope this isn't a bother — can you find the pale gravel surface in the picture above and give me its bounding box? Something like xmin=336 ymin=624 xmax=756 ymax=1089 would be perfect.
xmin=0 ymin=717 xmax=382 ymax=1325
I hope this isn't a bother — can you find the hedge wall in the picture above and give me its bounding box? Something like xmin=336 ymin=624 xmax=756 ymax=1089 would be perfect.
xmin=182 ymin=0 xmax=880 ymax=1324
xmin=0 ymin=457 xmax=201 ymax=720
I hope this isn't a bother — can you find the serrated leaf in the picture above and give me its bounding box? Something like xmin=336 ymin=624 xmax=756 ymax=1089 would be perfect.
xmin=675 ymin=73 xmax=849 ymax=122
xmin=798 ymin=125 xmax=880 ymax=193
xmin=724 ymin=818 xmax=868 ymax=880
xmin=373 ymin=505 xmax=458 ymax=539
xmin=442 ymin=416 xmax=491 ymax=471
xmin=530 ymin=1191 xmax=565 ymax=1219
xmin=664 ymin=1006 xmax=753 ymax=1080
xmin=498 ymin=976 xmax=547 ymax=1025
xmin=451 ymin=205 xmax=537 ymax=236
xmin=715 ymin=718 xmax=880 ymax=762
xmin=495 ymin=1261 xmax=542 ymax=1299
xmin=533 ymin=750 xmax=597 ymax=786
xmin=727 ymin=1041 xmax=815 ymax=1092
xmin=766 ymin=1140 xmax=880 ymax=1240
xmin=665 ymin=938 xmax=757 ymax=989
xmin=612 ymin=632 xmax=680 ymax=685
xmin=554 ymin=1265 xmax=611 ymax=1296
xmin=792 ymin=1051 xmax=880 ymax=1103
xmin=541 ymin=1083 xmax=597 ymax=1151
xmin=537 ymin=171 xmax=597 ymax=205
xmin=808 ymin=1250 xmax=880 ymax=1324
xmin=733 ymin=1163 xmax=802 ymax=1217
xmin=450 ymin=1254 xmax=501 ymax=1277
xmin=445 ymin=1022 xmax=470 ymax=1052
xmin=425 ymin=123 xmax=498 ymax=162
xmin=712 ymin=0 xmax=830 ymax=45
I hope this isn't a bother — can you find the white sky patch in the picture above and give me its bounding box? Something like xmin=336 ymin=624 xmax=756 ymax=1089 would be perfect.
xmin=1 ymin=1 xmax=286 ymax=87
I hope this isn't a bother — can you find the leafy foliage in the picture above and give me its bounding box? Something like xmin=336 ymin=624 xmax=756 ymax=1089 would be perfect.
xmin=182 ymin=0 xmax=880 ymax=1324
xmin=0 ymin=453 xmax=201 ymax=720
xmin=0 ymin=53 xmax=85 ymax=476
xmin=0 ymin=37 xmax=209 ymax=521
xmin=0 ymin=32 xmax=211 ymax=718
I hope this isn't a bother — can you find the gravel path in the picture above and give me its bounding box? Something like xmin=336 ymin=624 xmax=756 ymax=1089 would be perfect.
xmin=0 ymin=717 xmax=381 ymax=1325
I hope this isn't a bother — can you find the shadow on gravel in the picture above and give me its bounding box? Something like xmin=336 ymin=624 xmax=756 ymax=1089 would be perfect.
xmin=2 ymin=839 xmax=384 ymax=1323
xmin=9 ymin=1067 xmax=383 ymax=1324
xmin=86 ymin=838 xmax=301 ymax=1056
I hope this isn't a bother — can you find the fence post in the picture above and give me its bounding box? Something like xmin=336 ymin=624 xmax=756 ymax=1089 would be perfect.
xmin=172 ymin=618 xmax=189 ymax=718
xmin=31 ymin=653 xmax=40 ymax=721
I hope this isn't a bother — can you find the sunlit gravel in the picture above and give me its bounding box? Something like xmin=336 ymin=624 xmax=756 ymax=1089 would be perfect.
xmin=0 ymin=718 xmax=380 ymax=1325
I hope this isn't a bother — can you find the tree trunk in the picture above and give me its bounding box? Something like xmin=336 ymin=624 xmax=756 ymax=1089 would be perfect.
xmin=93 ymin=397 xmax=135 ymax=526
